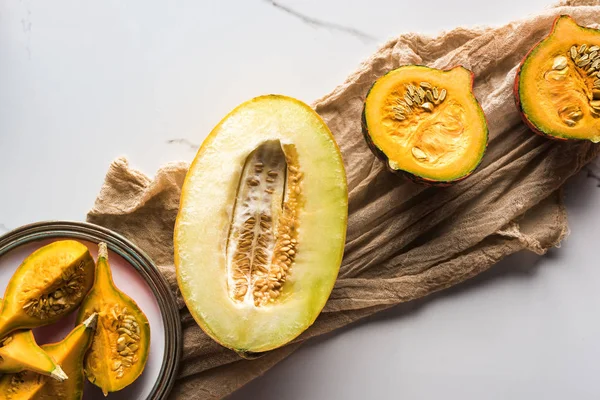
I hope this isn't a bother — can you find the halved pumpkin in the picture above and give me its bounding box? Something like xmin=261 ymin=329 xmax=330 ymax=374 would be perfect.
xmin=516 ymin=15 xmax=600 ymax=141
xmin=363 ymin=65 xmax=488 ymax=184
xmin=175 ymin=95 xmax=347 ymax=353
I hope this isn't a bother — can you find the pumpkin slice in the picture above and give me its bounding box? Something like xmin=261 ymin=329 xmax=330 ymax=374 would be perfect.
xmin=363 ymin=65 xmax=488 ymax=184
xmin=0 ymin=313 xmax=97 ymax=400
xmin=0 ymin=240 xmax=95 ymax=339
xmin=175 ymin=95 xmax=347 ymax=353
xmin=0 ymin=328 xmax=67 ymax=381
xmin=0 ymin=298 xmax=66 ymax=381
xmin=76 ymin=242 xmax=150 ymax=395
xmin=515 ymin=15 xmax=600 ymax=141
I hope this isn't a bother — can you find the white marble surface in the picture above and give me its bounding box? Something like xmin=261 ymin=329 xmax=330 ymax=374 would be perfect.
xmin=2 ymin=1 xmax=600 ymax=399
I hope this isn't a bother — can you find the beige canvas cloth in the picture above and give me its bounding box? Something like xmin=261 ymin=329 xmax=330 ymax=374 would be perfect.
xmin=87 ymin=1 xmax=600 ymax=398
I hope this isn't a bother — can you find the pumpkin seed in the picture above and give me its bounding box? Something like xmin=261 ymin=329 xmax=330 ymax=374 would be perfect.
xmin=553 ymin=55 xmax=568 ymax=70
xmin=119 ymin=347 xmax=133 ymax=356
xmin=421 ymin=102 xmax=434 ymax=112
xmin=425 ymin=90 xmax=434 ymax=103
xmin=577 ymin=59 xmax=591 ymax=67
xmin=438 ymin=88 xmax=447 ymax=102
xmin=412 ymin=93 xmax=423 ymax=104
xmin=411 ymin=147 xmax=428 ymax=160
xmin=570 ymin=46 xmax=578 ymax=59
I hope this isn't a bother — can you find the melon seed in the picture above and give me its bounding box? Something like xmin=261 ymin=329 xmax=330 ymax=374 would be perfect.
xmin=225 ymin=141 xmax=303 ymax=306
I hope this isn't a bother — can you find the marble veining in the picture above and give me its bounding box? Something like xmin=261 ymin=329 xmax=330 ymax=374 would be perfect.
xmin=265 ymin=0 xmax=377 ymax=43
xmin=0 ymin=223 xmax=9 ymax=233
xmin=166 ymin=138 xmax=200 ymax=151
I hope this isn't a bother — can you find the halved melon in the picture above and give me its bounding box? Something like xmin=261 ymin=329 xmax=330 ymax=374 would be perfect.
xmin=363 ymin=65 xmax=488 ymax=184
xmin=516 ymin=15 xmax=600 ymax=141
xmin=174 ymin=95 xmax=347 ymax=353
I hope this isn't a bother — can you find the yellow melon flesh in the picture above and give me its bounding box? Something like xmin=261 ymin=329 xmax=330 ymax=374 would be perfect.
xmin=175 ymin=95 xmax=347 ymax=353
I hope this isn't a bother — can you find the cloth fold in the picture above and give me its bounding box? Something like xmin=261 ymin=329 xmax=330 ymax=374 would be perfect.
xmin=87 ymin=2 xmax=599 ymax=398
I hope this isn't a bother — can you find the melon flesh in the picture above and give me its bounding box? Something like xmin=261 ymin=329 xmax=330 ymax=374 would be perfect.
xmin=175 ymin=95 xmax=347 ymax=352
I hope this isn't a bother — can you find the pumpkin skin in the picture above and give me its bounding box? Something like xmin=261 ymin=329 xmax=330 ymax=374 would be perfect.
xmin=515 ymin=15 xmax=600 ymax=142
xmin=362 ymin=65 xmax=488 ymax=185
xmin=175 ymin=95 xmax=347 ymax=353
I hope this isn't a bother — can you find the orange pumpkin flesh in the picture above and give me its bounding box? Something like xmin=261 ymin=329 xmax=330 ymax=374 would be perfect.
xmin=363 ymin=65 xmax=488 ymax=184
xmin=516 ymin=15 xmax=600 ymax=142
